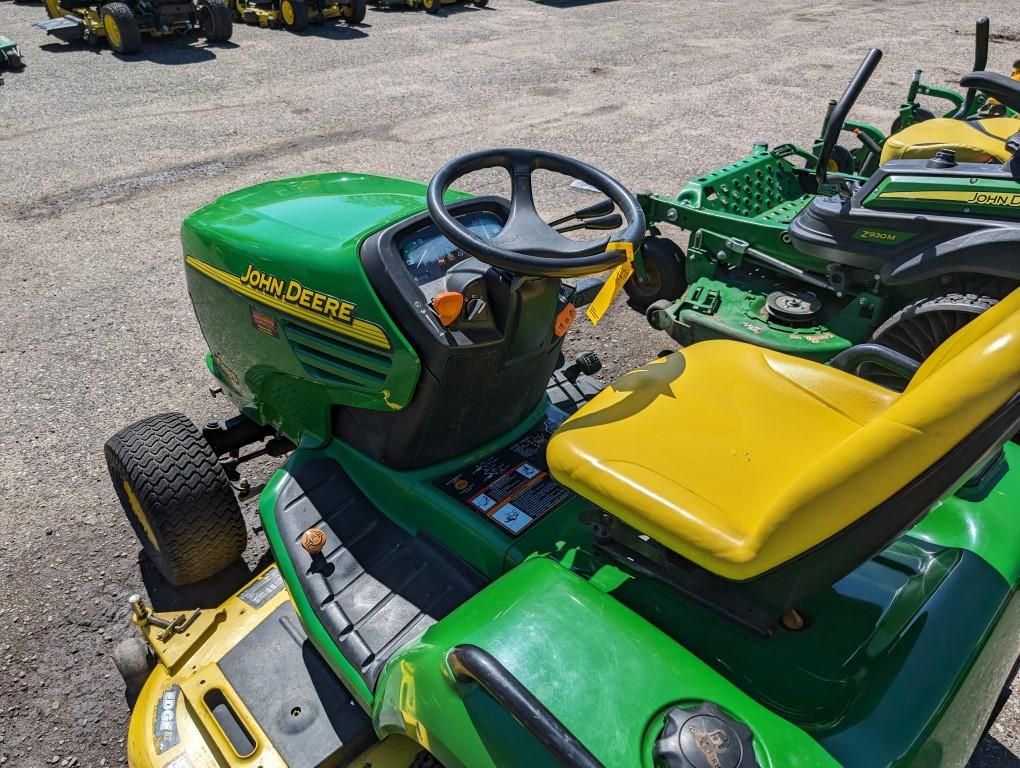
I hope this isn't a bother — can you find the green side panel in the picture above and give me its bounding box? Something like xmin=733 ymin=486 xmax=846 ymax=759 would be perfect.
xmin=181 ymin=173 xmax=468 ymax=443
xmin=910 ymin=441 xmax=1020 ymax=585
xmin=372 ymin=558 xmax=842 ymax=768
xmin=864 ymin=173 xmax=1020 ymax=218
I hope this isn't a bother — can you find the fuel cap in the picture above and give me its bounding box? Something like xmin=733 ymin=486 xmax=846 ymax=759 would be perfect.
xmin=652 ymin=703 xmax=758 ymax=768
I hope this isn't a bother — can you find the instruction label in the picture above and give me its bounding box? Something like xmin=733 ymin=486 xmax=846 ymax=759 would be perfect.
xmin=434 ymin=410 xmax=574 ymax=536
xmin=238 ymin=567 xmax=284 ymax=608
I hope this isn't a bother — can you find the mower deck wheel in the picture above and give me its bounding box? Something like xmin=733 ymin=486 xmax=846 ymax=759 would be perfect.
xmin=198 ymin=0 xmax=233 ymax=42
xmin=105 ymin=411 xmax=247 ymax=585
xmin=101 ymin=3 xmax=142 ymax=54
xmin=624 ymin=235 xmax=687 ymax=311
xmin=342 ymin=0 xmax=365 ymax=23
xmin=113 ymin=637 xmax=154 ymax=707
xmin=279 ymin=0 xmax=308 ymax=29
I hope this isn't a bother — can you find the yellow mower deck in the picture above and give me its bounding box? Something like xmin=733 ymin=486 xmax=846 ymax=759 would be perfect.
xmin=236 ymin=0 xmax=345 ymax=28
xmin=126 ymin=567 xmax=429 ymax=768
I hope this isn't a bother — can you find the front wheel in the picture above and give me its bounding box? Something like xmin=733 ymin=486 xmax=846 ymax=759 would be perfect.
xmin=890 ymin=107 xmax=935 ymax=135
xmin=279 ymin=0 xmax=309 ymax=29
xmin=624 ymin=236 xmax=687 ymax=311
xmin=341 ymin=0 xmax=365 ymax=23
xmin=827 ymin=145 xmax=855 ymax=175
xmin=105 ymin=412 xmax=247 ymax=585
xmin=101 ymin=2 xmax=142 ymax=54
xmin=198 ymin=0 xmax=233 ymax=42
xmin=421 ymin=0 xmax=440 ymax=13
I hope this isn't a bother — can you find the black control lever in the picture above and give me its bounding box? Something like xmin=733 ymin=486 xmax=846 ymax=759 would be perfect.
xmin=570 ymin=276 xmax=605 ymax=308
xmin=556 ymin=213 xmax=623 ymax=233
xmin=955 ymin=17 xmax=990 ymax=118
xmin=563 ymin=352 xmax=602 ymax=383
xmin=548 ymin=198 xmax=615 ymax=227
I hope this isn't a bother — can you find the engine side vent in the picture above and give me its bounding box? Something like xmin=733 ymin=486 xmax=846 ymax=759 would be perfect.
xmin=283 ymin=322 xmax=392 ymax=391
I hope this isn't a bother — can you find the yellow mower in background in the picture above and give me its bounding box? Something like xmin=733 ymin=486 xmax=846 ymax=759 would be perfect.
xmin=232 ymin=0 xmax=364 ymax=31
xmin=34 ymin=0 xmax=232 ymax=54
xmin=372 ymin=0 xmax=487 ymax=15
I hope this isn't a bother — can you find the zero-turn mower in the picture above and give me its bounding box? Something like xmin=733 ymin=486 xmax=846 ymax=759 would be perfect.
xmin=0 ymin=34 xmax=24 ymax=84
xmin=816 ymin=18 xmax=1019 ymax=177
xmin=372 ymin=0 xmax=486 ymax=15
xmin=231 ymin=0 xmax=364 ymax=31
xmin=34 ymin=0 xmax=231 ymax=54
xmin=631 ymin=49 xmax=1020 ymax=389
xmin=105 ymin=143 xmax=1019 ymax=767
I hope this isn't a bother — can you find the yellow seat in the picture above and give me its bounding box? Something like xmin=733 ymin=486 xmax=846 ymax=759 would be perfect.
xmin=548 ymin=290 xmax=1020 ymax=581
xmin=879 ymin=116 xmax=1020 ymax=165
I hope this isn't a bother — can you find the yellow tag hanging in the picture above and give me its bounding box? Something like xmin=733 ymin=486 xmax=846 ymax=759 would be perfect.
xmin=585 ymin=242 xmax=635 ymax=325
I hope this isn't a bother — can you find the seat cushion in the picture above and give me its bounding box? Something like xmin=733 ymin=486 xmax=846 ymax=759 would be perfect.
xmin=879 ymin=116 xmax=1020 ymax=165
xmin=547 ymin=342 xmax=896 ymax=580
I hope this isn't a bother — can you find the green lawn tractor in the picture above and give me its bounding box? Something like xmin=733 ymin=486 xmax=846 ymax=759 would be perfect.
xmin=105 ymin=146 xmax=1018 ymax=767
xmin=371 ymin=0 xmax=487 ymax=15
xmin=0 ymin=34 xmax=25 ymax=84
xmin=632 ymin=49 xmax=1020 ymax=388
xmin=814 ymin=18 xmax=1019 ymax=177
xmin=34 ymin=0 xmax=231 ymax=54
xmin=231 ymin=0 xmax=364 ymax=32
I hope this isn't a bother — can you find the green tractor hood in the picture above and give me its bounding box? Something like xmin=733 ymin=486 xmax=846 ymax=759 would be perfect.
xmin=181 ymin=173 xmax=460 ymax=442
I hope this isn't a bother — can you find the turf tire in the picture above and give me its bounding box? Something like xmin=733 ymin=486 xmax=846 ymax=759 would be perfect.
xmin=105 ymin=412 xmax=246 ymax=586
xmin=890 ymin=107 xmax=935 ymax=135
xmin=827 ymin=145 xmax=855 ymax=175
xmin=101 ymin=2 xmax=142 ymax=54
xmin=862 ymin=291 xmax=1001 ymax=389
xmin=422 ymin=0 xmax=440 ymax=13
xmin=623 ymin=236 xmax=687 ymax=311
xmin=280 ymin=0 xmax=308 ymax=29
xmin=198 ymin=0 xmax=233 ymax=42
xmin=342 ymin=0 xmax=365 ymax=23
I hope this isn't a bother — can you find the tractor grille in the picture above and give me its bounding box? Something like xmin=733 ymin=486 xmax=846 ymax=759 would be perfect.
xmin=282 ymin=322 xmax=391 ymax=391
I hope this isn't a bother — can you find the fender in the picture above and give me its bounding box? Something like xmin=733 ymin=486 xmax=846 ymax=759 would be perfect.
xmin=881 ymin=227 xmax=1020 ymax=285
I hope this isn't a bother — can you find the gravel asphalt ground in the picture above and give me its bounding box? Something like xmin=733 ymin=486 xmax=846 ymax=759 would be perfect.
xmin=1 ymin=0 xmax=1018 ymax=765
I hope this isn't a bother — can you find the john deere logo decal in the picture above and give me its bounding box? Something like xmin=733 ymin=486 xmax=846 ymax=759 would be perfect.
xmin=240 ymin=264 xmax=358 ymax=324
xmin=185 ymin=256 xmax=390 ymax=350
xmin=966 ymin=192 xmax=1020 ymax=206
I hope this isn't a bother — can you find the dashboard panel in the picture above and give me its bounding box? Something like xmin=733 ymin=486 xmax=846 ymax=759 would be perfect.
xmin=398 ymin=211 xmax=503 ymax=286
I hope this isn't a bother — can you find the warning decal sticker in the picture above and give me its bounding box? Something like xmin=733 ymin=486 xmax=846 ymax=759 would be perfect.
xmin=434 ymin=410 xmax=574 ymax=536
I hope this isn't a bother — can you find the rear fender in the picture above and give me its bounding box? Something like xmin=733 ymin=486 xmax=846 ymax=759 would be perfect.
xmin=881 ymin=227 xmax=1020 ymax=285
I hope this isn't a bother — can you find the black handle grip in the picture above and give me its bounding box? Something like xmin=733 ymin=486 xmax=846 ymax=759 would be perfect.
xmin=446 ymin=645 xmax=603 ymax=768
xmin=816 ymin=48 xmax=883 ymax=185
xmin=974 ymin=16 xmax=990 ymax=73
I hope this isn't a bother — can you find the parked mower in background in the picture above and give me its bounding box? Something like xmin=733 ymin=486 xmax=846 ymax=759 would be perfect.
xmin=0 ymin=34 xmax=24 ymax=83
xmin=232 ymin=0 xmax=364 ymax=31
xmin=372 ymin=0 xmax=486 ymax=15
xmin=105 ymin=140 xmax=1019 ymax=767
xmin=34 ymin=0 xmax=231 ymax=54
xmin=816 ymin=18 xmax=1019 ymax=177
xmin=630 ymin=48 xmax=1020 ymax=389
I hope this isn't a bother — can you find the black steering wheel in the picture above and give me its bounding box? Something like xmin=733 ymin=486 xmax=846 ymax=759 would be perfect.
xmin=426 ymin=148 xmax=645 ymax=278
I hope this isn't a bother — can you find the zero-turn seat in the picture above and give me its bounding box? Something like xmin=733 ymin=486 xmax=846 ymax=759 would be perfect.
xmin=879 ymin=115 xmax=1020 ymax=165
xmin=548 ymin=289 xmax=1020 ymax=586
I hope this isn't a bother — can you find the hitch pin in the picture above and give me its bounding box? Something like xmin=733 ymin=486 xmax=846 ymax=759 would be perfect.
xmin=128 ymin=594 xmax=200 ymax=641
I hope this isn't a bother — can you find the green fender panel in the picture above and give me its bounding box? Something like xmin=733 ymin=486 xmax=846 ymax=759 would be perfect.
xmin=372 ymin=558 xmax=841 ymax=768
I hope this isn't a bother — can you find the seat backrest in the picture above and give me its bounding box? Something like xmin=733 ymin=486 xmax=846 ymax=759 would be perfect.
xmin=765 ymin=289 xmax=1020 ymax=573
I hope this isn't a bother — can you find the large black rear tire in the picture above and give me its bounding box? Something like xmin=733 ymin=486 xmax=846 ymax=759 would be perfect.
xmin=105 ymin=412 xmax=247 ymax=586
xmin=198 ymin=0 xmax=233 ymax=42
xmin=624 ymin=236 xmax=687 ymax=311
xmin=862 ymin=291 xmax=1001 ymax=388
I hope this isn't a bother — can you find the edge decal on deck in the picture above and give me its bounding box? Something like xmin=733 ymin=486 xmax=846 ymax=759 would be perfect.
xmin=185 ymin=256 xmax=391 ymax=351
xmin=154 ymin=684 xmax=181 ymax=754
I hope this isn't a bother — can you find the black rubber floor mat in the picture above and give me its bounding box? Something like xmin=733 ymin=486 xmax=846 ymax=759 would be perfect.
xmin=218 ymin=601 xmax=374 ymax=768
xmin=274 ymin=458 xmax=487 ymax=688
